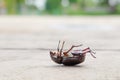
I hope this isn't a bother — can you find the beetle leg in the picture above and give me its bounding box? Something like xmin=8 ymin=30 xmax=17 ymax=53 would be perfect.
xmin=57 ymin=40 xmax=60 ymax=52
xmin=63 ymin=44 xmax=82 ymax=56
xmin=59 ymin=41 xmax=65 ymax=57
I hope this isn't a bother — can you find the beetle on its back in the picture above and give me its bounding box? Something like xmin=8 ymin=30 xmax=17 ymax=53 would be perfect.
xmin=50 ymin=41 xmax=96 ymax=66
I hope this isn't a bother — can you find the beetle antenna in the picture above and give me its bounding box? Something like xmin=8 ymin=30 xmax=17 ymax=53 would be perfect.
xmin=57 ymin=40 xmax=60 ymax=52
xmin=60 ymin=41 xmax=65 ymax=57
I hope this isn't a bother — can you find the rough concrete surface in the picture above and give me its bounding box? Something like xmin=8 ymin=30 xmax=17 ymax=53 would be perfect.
xmin=0 ymin=16 xmax=120 ymax=80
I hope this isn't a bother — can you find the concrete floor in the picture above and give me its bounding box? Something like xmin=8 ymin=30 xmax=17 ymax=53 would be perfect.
xmin=0 ymin=16 xmax=120 ymax=80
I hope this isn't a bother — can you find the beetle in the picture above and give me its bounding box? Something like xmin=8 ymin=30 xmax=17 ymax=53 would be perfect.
xmin=50 ymin=41 xmax=96 ymax=66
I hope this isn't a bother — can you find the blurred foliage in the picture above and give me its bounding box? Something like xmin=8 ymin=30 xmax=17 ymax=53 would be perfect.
xmin=69 ymin=0 xmax=77 ymax=3
xmin=46 ymin=0 xmax=62 ymax=14
xmin=99 ymin=0 xmax=109 ymax=6
xmin=4 ymin=0 xmax=25 ymax=14
xmin=0 ymin=0 xmax=120 ymax=15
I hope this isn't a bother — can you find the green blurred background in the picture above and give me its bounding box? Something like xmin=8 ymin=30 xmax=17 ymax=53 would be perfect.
xmin=0 ymin=0 xmax=120 ymax=15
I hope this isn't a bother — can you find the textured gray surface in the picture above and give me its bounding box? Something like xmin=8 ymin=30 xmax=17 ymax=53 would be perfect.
xmin=0 ymin=16 xmax=120 ymax=80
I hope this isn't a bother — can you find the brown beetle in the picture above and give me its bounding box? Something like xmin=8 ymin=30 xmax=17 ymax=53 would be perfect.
xmin=50 ymin=41 xmax=96 ymax=66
